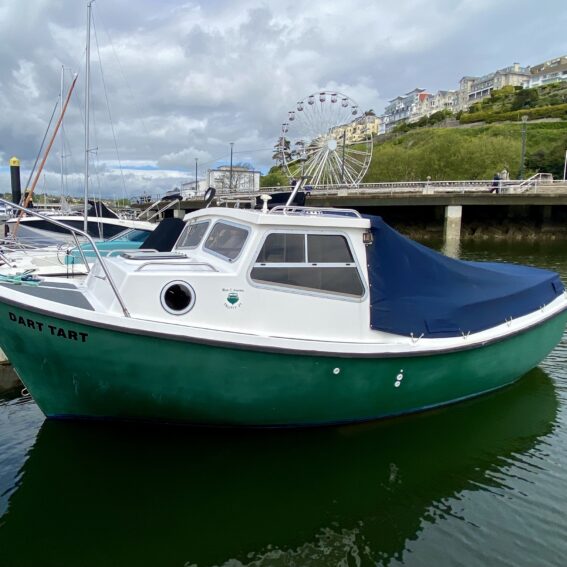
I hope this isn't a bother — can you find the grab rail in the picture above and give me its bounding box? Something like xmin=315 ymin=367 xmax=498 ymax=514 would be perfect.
xmin=106 ymin=248 xmax=158 ymax=257
xmin=269 ymin=205 xmax=362 ymax=218
xmin=133 ymin=261 xmax=217 ymax=273
xmin=0 ymin=198 xmax=130 ymax=317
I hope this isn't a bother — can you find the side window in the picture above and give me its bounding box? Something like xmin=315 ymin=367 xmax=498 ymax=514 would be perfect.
xmin=255 ymin=233 xmax=305 ymax=263
xmin=204 ymin=221 xmax=249 ymax=261
xmin=251 ymin=233 xmax=364 ymax=298
xmin=307 ymin=234 xmax=354 ymax=263
xmin=177 ymin=221 xmax=210 ymax=249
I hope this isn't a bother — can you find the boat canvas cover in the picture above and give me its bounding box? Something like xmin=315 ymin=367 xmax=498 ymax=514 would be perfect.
xmin=366 ymin=216 xmax=564 ymax=338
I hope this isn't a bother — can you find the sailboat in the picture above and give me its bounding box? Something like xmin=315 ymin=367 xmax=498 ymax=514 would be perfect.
xmin=4 ymin=2 xmax=153 ymax=246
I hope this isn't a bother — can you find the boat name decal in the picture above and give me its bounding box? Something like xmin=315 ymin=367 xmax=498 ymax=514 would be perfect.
xmin=8 ymin=312 xmax=88 ymax=343
xmin=223 ymin=288 xmax=243 ymax=309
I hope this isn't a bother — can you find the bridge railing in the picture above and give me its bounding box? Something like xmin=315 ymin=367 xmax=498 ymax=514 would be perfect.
xmin=180 ymin=177 xmax=564 ymax=202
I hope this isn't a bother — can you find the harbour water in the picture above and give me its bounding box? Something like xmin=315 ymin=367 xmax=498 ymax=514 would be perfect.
xmin=1 ymin=240 xmax=566 ymax=567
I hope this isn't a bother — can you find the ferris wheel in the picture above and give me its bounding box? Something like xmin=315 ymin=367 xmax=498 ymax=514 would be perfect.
xmin=279 ymin=91 xmax=373 ymax=187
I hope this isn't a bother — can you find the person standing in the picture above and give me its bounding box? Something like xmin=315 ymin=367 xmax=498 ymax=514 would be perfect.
xmin=490 ymin=173 xmax=500 ymax=194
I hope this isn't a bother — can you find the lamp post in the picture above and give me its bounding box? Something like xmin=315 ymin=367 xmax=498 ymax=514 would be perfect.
xmin=229 ymin=142 xmax=234 ymax=192
xmin=519 ymin=115 xmax=528 ymax=180
xmin=194 ymin=158 xmax=198 ymax=193
xmin=563 ymin=149 xmax=567 ymax=182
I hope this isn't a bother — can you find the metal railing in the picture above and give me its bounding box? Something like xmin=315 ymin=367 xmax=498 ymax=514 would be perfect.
xmin=136 ymin=197 xmax=180 ymax=221
xmin=269 ymin=205 xmax=362 ymax=218
xmin=0 ymin=198 xmax=130 ymax=317
xmin=179 ymin=175 xmax=564 ymax=201
xmin=512 ymin=173 xmax=555 ymax=194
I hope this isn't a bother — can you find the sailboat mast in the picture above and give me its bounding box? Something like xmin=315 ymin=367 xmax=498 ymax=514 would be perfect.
xmin=60 ymin=65 xmax=65 ymax=197
xmin=84 ymin=1 xmax=92 ymax=233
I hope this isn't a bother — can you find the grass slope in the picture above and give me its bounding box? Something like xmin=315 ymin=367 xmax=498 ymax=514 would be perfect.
xmin=364 ymin=122 xmax=567 ymax=182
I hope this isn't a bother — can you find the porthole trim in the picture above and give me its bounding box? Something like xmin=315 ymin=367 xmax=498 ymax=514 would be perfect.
xmin=160 ymin=280 xmax=196 ymax=315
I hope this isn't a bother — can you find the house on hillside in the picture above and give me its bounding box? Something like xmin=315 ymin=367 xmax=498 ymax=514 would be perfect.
xmin=411 ymin=90 xmax=459 ymax=121
xmin=382 ymin=88 xmax=431 ymax=132
xmin=330 ymin=114 xmax=382 ymax=143
xmin=525 ymin=56 xmax=567 ymax=88
xmin=459 ymin=63 xmax=531 ymax=107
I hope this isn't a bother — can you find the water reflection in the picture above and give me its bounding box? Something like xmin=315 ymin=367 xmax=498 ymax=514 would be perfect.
xmin=0 ymin=369 xmax=557 ymax=567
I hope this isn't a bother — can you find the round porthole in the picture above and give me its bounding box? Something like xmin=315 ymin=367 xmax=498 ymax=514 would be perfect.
xmin=160 ymin=281 xmax=195 ymax=315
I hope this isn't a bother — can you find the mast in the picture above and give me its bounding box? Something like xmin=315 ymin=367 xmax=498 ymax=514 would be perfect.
xmin=60 ymin=65 xmax=64 ymax=196
xmin=84 ymin=1 xmax=93 ymax=232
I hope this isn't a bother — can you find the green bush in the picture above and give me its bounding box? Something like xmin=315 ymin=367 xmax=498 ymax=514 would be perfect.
xmin=511 ymin=88 xmax=539 ymax=111
xmin=459 ymin=103 xmax=567 ymax=124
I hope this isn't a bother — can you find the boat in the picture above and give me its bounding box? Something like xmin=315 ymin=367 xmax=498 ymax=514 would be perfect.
xmin=0 ymin=218 xmax=185 ymax=279
xmin=0 ymin=191 xmax=565 ymax=427
xmin=5 ymin=200 xmax=154 ymax=247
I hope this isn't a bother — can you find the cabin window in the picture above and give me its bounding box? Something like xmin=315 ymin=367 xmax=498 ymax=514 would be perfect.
xmin=177 ymin=221 xmax=210 ymax=249
xmin=255 ymin=233 xmax=305 ymax=263
xmin=251 ymin=232 xmax=364 ymax=298
xmin=204 ymin=221 xmax=249 ymax=261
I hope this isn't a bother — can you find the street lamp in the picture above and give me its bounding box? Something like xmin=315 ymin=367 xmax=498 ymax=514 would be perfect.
xmin=195 ymin=158 xmax=198 ymax=193
xmin=519 ymin=115 xmax=528 ymax=180
xmin=563 ymin=149 xmax=567 ymax=182
xmin=229 ymin=142 xmax=234 ymax=192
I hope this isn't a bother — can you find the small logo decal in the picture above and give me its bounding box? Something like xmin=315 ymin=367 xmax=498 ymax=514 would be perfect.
xmin=223 ymin=288 xmax=244 ymax=309
xmin=227 ymin=292 xmax=239 ymax=305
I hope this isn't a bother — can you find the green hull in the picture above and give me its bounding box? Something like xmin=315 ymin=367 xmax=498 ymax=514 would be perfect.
xmin=1 ymin=302 xmax=566 ymax=426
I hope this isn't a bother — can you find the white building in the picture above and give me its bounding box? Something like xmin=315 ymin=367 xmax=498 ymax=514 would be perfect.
xmin=411 ymin=90 xmax=458 ymax=121
xmin=208 ymin=166 xmax=261 ymax=193
xmin=382 ymin=88 xmax=430 ymax=132
xmin=525 ymin=56 xmax=567 ymax=88
xmin=460 ymin=63 xmax=531 ymax=106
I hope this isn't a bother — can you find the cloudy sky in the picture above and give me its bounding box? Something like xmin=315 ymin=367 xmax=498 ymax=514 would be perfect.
xmin=0 ymin=0 xmax=566 ymax=200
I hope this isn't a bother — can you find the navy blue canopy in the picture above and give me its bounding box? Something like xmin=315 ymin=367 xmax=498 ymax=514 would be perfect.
xmin=365 ymin=216 xmax=564 ymax=338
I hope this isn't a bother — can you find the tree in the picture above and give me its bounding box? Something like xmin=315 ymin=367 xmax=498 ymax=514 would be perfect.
xmin=525 ymin=134 xmax=567 ymax=178
xmin=511 ymin=88 xmax=539 ymax=111
xmin=260 ymin=169 xmax=288 ymax=187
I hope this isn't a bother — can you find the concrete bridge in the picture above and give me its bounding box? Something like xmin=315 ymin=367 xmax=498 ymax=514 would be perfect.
xmin=137 ymin=173 xmax=567 ymax=247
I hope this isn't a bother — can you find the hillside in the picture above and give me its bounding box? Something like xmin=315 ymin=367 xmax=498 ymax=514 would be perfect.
xmin=460 ymin=82 xmax=567 ymax=124
xmin=364 ymin=122 xmax=567 ymax=182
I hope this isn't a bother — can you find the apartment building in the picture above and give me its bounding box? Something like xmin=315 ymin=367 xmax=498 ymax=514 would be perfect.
xmin=412 ymin=90 xmax=459 ymax=121
xmin=382 ymin=88 xmax=430 ymax=131
xmin=379 ymin=61 xmax=537 ymax=131
xmin=460 ymin=63 xmax=531 ymax=104
xmin=525 ymin=56 xmax=567 ymax=88
xmin=331 ymin=114 xmax=382 ymax=143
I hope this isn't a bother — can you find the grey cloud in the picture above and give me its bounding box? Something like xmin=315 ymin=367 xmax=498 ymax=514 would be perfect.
xmin=0 ymin=0 xmax=566 ymax=199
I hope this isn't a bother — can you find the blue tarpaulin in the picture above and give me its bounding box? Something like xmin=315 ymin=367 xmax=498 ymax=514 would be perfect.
xmin=365 ymin=216 xmax=564 ymax=338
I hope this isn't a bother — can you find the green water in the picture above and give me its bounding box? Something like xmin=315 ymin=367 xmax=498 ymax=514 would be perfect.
xmin=1 ymin=240 xmax=567 ymax=567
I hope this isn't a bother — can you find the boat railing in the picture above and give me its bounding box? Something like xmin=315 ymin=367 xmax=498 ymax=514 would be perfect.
xmin=0 ymin=198 xmax=130 ymax=317
xmin=269 ymin=205 xmax=362 ymax=218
